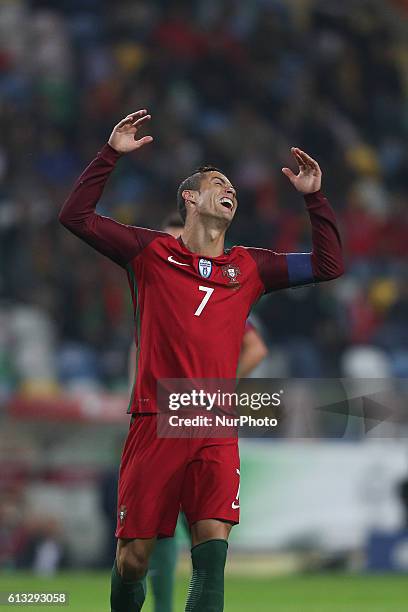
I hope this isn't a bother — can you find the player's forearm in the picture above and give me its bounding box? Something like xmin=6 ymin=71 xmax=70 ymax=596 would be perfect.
xmin=59 ymin=144 xmax=121 ymax=232
xmin=237 ymin=331 xmax=268 ymax=378
xmin=305 ymin=191 xmax=344 ymax=281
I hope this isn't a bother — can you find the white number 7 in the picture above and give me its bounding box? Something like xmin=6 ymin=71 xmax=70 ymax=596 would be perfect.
xmin=194 ymin=286 xmax=214 ymax=317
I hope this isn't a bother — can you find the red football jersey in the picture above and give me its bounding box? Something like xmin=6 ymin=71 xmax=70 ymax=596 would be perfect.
xmin=126 ymin=233 xmax=266 ymax=412
xmin=59 ymin=145 xmax=343 ymax=413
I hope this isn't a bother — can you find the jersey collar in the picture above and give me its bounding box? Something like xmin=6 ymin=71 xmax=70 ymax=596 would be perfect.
xmin=176 ymin=236 xmax=232 ymax=261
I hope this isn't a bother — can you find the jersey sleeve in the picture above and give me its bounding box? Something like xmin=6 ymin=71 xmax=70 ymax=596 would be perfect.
xmin=247 ymin=191 xmax=344 ymax=294
xmin=59 ymin=144 xmax=161 ymax=267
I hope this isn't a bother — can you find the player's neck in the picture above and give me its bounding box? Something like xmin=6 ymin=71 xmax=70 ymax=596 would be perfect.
xmin=181 ymin=221 xmax=226 ymax=258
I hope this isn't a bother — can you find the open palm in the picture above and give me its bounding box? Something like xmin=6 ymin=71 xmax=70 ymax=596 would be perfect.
xmin=282 ymin=148 xmax=322 ymax=194
xmin=108 ymin=110 xmax=153 ymax=154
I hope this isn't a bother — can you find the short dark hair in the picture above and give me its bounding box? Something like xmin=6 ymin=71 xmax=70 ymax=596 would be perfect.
xmin=177 ymin=165 xmax=222 ymax=222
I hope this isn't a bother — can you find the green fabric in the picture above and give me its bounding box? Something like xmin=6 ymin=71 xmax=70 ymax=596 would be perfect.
xmin=149 ymin=537 xmax=178 ymax=612
xmin=185 ymin=539 xmax=228 ymax=612
xmin=110 ymin=560 xmax=146 ymax=611
xmin=180 ymin=511 xmax=190 ymax=536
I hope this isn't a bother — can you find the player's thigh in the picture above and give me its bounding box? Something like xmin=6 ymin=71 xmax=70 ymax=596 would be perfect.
xmin=181 ymin=440 xmax=240 ymax=528
xmin=190 ymin=518 xmax=233 ymax=547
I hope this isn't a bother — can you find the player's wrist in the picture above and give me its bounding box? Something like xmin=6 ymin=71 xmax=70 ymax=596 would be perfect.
xmin=304 ymin=189 xmax=326 ymax=207
xmin=99 ymin=142 xmax=123 ymax=163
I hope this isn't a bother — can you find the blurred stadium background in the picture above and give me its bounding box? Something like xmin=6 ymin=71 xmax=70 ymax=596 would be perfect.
xmin=0 ymin=0 xmax=407 ymax=610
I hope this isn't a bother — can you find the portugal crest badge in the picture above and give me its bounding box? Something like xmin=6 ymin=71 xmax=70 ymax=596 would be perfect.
xmin=222 ymin=264 xmax=241 ymax=286
xmin=198 ymin=258 xmax=212 ymax=279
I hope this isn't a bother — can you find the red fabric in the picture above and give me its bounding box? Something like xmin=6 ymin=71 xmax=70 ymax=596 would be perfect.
xmin=304 ymin=191 xmax=344 ymax=281
xmin=116 ymin=415 xmax=240 ymax=538
xmin=127 ymin=235 xmax=264 ymax=413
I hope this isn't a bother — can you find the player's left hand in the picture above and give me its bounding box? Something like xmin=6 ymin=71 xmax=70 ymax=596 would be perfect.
xmin=282 ymin=148 xmax=322 ymax=194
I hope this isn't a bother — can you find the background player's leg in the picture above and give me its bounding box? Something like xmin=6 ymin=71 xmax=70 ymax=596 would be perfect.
xmin=184 ymin=519 xmax=232 ymax=612
xmin=149 ymin=536 xmax=178 ymax=612
xmin=111 ymin=537 xmax=156 ymax=612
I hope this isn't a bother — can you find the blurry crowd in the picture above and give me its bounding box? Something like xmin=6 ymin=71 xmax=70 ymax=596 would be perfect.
xmin=0 ymin=0 xmax=407 ymax=394
xmin=0 ymin=487 xmax=65 ymax=572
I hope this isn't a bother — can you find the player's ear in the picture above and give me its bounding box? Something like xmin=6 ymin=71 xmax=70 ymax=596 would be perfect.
xmin=182 ymin=189 xmax=198 ymax=205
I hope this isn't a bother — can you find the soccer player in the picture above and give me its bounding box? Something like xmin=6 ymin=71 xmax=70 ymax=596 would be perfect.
xmin=59 ymin=109 xmax=344 ymax=611
xmin=129 ymin=212 xmax=268 ymax=612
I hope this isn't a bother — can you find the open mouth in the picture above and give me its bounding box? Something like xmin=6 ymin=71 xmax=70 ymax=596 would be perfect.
xmin=220 ymin=197 xmax=234 ymax=210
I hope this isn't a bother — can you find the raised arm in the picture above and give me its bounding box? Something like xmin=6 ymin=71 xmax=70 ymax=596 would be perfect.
xmin=236 ymin=322 xmax=268 ymax=378
xmin=59 ymin=110 xmax=158 ymax=267
xmin=248 ymin=148 xmax=344 ymax=293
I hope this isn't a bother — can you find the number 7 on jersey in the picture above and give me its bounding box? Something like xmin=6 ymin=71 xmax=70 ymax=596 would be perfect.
xmin=194 ymin=286 xmax=214 ymax=317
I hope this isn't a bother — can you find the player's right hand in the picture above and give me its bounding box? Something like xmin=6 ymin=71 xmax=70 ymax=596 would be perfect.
xmin=108 ymin=110 xmax=153 ymax=154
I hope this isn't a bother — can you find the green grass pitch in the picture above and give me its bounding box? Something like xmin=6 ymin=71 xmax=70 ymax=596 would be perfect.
xmin=0 ymin=571 xmax=406 ymax=611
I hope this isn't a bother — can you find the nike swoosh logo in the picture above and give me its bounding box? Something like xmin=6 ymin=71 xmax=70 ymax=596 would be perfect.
xmin=231 ymin=501 xmax=240 ymax=509
xmin=168 ymin=256 xmax=189 ymax=267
